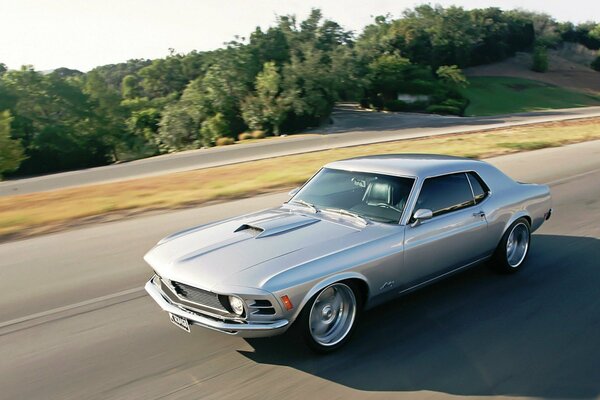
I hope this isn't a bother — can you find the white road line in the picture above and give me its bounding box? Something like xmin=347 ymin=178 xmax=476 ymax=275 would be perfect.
xmin=0 ymin=286 xmax=144 ymax=329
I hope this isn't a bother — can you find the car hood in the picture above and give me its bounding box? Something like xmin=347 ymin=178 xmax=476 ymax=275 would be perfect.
xmin=144 ymin=208 xmax=375 ymax=291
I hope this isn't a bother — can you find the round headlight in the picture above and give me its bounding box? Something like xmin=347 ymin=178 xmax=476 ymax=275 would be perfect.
xmin=229 ymin=296 xmax=244 ymax=316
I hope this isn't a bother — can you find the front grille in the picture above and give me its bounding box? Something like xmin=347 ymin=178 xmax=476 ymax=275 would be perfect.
xmin=170 ymin=281 xmax=228 ymax=312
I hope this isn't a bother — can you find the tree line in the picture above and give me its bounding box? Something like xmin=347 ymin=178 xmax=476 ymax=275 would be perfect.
xmin=1 ymin=5 xmax=599 ymax=178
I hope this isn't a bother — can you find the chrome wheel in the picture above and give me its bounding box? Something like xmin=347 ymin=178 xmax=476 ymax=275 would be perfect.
xmin=308 ymin=283 xmax=357 ymax=347
xmin=506 ymin=222 xmax=530 ymax=268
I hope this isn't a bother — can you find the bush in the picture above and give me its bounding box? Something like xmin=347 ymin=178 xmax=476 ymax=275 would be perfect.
xmin=238 ymin=132 xmax=252 ymax=141
xmin=532 ymin=46 xmax=549 ymax=72
xmin=591 ymin=55 xmax=600 ymax=72
xmin=425 ymin=105 xmax=462 ymax=115
xmin=383 ymin=99 xmax=407 ymax=111
xmin=359 ymin=98 xmax=370 ymax=108
xmin=370 ymin=96 xmax=384 ymax=111
xmin=251 ymin=130 xmax=266 ymax=139
xmin=215 ymin=137 xmax=235 ymax=146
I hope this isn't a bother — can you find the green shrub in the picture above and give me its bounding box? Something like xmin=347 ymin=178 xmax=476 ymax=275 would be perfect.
xmin=383 ymin=99 xmax=407 ymax=111
xmin=238 ymin=132 xmax=253 ymax=141
xmin=591 ymin=55 xmax=600 ymax=72
xmin=425 ymin=105 xmax=462 ymax=115
xmin=359 ymin=98 xmax=370 ymax=108
xmin=439 ymin=98 xmax=468 ymax=114
xmin=405 ymin=100 xmax=430 ymax=112
xmin=215 ymin=137 xmax=235 ymax=146
xmin=370 ymin=96 xmax=384 ymax=111
xmin=532 ymin=46 xmax=549 ymax=72
xmin=251 ymin=130 xmax=266 ymax=139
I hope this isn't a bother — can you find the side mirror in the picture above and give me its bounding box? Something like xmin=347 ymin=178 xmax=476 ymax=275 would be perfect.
xmin=288 ymin=187 xmax=300 ymax=197
xmin=411 ymin=208 xmax=433 ymax=226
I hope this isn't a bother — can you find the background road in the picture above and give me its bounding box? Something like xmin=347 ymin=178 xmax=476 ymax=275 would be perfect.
xmin=2 ymin=104 xmax=600 ymax=196
xmin=1 ymin=141 xmax=599 ymax=399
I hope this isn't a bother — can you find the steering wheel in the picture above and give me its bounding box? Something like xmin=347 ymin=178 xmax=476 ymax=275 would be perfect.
xmin=373 ymin=203 xmax=402 ymax=213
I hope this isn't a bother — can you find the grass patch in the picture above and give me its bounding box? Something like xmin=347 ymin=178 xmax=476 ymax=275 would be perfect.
xmin=2 ymin=117 xmax=600 ymax=241
xmin=461 ymin=76 xmax=600 ymax=116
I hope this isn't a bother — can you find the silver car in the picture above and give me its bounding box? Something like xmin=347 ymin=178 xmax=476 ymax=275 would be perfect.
xmin=144 ymin=154 xmax=552 ymax=352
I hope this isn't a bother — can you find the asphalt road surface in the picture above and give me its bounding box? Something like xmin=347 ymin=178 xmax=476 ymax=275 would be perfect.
xmin=2 ymin=104 xmax=600 ymax=196
xmin=1 ymin=141 xmax=599 ymax=399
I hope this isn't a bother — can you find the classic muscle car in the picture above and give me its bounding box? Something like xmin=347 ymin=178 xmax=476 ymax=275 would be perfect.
xmin=144 ymin=154 xmax=552 ymax=352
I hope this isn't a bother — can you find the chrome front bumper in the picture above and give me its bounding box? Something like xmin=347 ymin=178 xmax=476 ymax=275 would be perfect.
xmin=144 ymin=280 xmax=289 ymax=338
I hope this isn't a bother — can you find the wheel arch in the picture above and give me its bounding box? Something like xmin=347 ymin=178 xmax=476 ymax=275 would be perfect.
xmin=292 ymin=272 xmax=369 ymax=322
xmin=503 ymin=211 xmax=531 ymax=236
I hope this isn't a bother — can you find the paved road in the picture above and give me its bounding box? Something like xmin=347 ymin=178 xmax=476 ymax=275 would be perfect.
xmin=2 ymin=104 xmax=600 ymax=196
xmin=1 ymin=142 xmax=599 ymax=399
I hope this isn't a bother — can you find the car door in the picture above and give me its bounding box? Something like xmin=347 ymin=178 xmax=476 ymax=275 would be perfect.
xmin=400 ymin=172 xmax=488 ymax=289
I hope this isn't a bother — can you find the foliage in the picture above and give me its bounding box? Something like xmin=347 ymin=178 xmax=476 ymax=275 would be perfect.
xmin=436 ymin=65 xmax=468 ymax=88
xmin=241 ymin=62 xmax=288 ymax=135
xmin=238 ymin=132 xmax=252 ymax=141
xmin=0 ymin=110 xmax=26 ymax=178
xmin=532 ymin=46 xmax=549 ymax=72
xmin=0 ymin=67 xmax=112 ymax=175
xmin=199 ymin=113 xmax=229 ymax=147
xmin=591 ymin=54 xmax=600 ymax=71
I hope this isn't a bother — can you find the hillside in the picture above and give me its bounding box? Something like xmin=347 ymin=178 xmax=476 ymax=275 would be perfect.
xmin=460 ymin=76 xmax=600 ymax=116
xmin=464 ymin=47 xmax=600 ymax=95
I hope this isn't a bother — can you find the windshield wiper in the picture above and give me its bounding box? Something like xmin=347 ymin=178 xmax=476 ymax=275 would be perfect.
xmin=289 ymin=199 xmax=319 ymax=213
xmin=323 ymin=208 xmax=369 ymax=225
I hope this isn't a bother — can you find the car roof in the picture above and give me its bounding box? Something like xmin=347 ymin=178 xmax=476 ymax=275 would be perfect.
xmin=324 ymin=154 xmax=485 ymax=178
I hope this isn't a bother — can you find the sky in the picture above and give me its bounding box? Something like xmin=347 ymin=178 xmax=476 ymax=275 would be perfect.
xmin=1 ymin=0 xmax=599 ymax=72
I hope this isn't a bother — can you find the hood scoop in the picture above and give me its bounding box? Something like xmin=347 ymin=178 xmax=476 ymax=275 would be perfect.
xmin=234 ymin=214 xmax=319 ymax=238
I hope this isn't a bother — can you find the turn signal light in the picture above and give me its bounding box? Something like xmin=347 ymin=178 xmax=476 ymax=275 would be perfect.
xmin=281 ymin=295 xmax=293 ymax=311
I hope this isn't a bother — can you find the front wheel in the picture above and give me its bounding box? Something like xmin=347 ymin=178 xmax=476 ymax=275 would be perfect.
xmin=297 ymin=282 xmax=360 ymax=353
xmin=492 ymin=218 xmax=531 ymax=273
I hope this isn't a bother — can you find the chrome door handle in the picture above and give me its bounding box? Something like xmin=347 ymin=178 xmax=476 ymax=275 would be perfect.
xmin=473 ymin=211 xmax=485 ymax=218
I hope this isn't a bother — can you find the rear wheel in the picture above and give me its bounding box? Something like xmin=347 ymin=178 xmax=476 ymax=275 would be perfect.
xmin=297 ymin=282 xmax=360 ymax=353
xmin=492 ymin=218 xmax=531 ymax=273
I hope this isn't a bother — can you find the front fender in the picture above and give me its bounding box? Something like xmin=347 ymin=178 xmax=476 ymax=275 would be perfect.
xmin=289 ymin=271 xmax=369 ymax=323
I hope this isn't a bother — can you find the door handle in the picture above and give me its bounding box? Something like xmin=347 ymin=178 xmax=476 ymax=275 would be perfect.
xmin=473 ymin=211 xmax=485 ymax=218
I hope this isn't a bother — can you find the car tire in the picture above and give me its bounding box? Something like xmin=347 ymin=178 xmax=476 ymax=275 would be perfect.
xmin=492 ymin=218 xmax=531 ymax=273
xmin=296 ymin=281 xmax=362 ymax=354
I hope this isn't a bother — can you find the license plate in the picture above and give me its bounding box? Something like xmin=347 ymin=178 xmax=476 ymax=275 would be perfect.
xmin=169 ymin=313 xmax=190 ymax=333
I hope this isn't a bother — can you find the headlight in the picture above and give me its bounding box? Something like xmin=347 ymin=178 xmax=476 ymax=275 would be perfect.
xmin=229 ymin=296 xmax=244 ymax=316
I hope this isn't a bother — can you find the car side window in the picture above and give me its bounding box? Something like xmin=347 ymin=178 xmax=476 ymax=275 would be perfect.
xmin=416 ymin=173 xmax=475 ymax=217
xmin=467 ymin=172 xmax=489 ymax=204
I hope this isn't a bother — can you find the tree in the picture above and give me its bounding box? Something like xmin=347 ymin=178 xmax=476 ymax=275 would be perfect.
xmin=1 ymin=67 xmax=112 ymax=174
xmin=0 ymin=110 xmax=26 ymax=178
xmin=0 ymin=63 xmax=7 ymax=76
xmin=436 ymin=65 xmax=468 ymax=88
xmin=199 ymin=113 xmax=229 ymax=147
xmin=138 ymin=54 xmax=188 ymax=98
xmin=121 ymin=74 xmax=140 ymax=99
xmin=532 ymin=46 xmax=549 ymax=72
xmin=241 ymin=62 xmax=288 ymax=134
xmin=591 ymin=54 xmax=600 ymax=71
xmin=367 ymin=54 xmax=413 ymax=99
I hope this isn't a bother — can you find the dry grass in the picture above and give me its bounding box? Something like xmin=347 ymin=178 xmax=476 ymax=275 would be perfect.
xmin=2 ymin=117 xmax=600 ymax=241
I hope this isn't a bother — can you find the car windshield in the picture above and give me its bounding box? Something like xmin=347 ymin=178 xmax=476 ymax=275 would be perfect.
xmin=290 ymin=168 xmax=414 ymax=223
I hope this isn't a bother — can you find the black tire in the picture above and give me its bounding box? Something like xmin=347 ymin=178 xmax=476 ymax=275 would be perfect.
xmin=492 ymin=218 xmax=531 ymax=273
xmin=296 ymin=281 xmax=362 ymax=354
